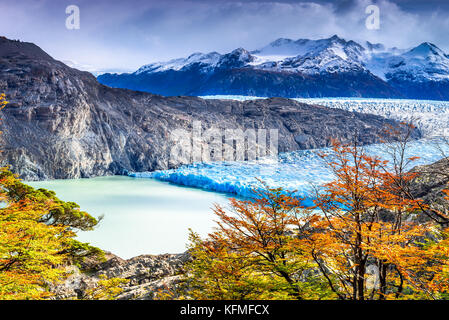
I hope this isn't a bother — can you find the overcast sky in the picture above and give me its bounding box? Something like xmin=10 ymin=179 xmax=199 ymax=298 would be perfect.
xmin=1 ymin=0 xmax=449 ymax=73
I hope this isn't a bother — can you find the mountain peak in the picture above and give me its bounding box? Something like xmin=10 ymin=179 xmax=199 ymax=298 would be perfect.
xmin=328 ymin=34 xmax=345 ymax=43
xmin=230 ymin=47 xmax=249 ymax=54
xmin=217 ymin=47 xmax=254 ymax=68
xmin=406 ymin=42 xmax=445 ymax=57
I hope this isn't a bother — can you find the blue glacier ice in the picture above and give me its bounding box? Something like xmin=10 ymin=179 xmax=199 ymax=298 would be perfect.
xmin=129 ymin=139 xmax=449 ymax=199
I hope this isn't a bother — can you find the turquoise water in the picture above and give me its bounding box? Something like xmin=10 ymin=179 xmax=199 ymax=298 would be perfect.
xmin=27 ymin=176 xmax=230 ymax=259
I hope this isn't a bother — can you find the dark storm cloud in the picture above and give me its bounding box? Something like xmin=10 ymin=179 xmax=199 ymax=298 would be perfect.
xmin=1 ymin=0 xmax=448 ymax=72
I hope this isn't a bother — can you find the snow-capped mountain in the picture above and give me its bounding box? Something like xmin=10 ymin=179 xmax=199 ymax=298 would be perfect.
xmin=362 ymin=42 xmax=449 ymax=83
xmin=98 ymin=35 xmax=449 ymax=100
xmin=135 ymin=51 xmax=222 ymax=74
xmin=251 ymin=35 xmax=367 ymax=74
xmin=135 ymin=35 xmax=368 ymax=75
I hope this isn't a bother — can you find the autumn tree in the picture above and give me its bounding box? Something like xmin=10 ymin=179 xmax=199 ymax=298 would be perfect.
xmin=305 ymin=139 xmax=429 ymax=299
xmin=0 ymin=169 xmax=103 ymax=266
xmin=0 ymin=94 xmax=104 ymax=299
xmin=179 ymin=185 xmax=333 ymax=300
xmin=0 ymin=168 xmax=75 ymax=299
xmin=181 ymin=133 xmax=449 ymax=300
xmin=179 ymin=231 xmax=276 ymax=300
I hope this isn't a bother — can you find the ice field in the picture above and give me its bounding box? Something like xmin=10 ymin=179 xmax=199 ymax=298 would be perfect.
xmin=130 ymin=138 xmax=449 ymax=199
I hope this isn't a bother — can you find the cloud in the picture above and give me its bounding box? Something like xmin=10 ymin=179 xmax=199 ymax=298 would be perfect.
xmin=1 ymin=0 xmax=448 ymax=72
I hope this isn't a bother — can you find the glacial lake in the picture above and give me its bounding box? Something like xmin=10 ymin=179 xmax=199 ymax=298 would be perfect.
xmin=27 ymin=176 xmax=230 ymax=259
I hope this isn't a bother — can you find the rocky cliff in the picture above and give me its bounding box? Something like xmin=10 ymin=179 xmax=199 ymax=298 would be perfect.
xmin=0 ymin=37 xmax=419 ymax=180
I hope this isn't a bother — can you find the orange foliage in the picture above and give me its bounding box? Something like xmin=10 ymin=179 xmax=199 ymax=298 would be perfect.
xmin=185 ymin=139 xmax=449 ymax=300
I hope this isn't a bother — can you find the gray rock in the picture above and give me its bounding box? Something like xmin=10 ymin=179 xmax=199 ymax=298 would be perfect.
xmin=408 ymin=157 xmax=449 ymax=223
xmin=52 ymin=251 xmax=188 ymax=300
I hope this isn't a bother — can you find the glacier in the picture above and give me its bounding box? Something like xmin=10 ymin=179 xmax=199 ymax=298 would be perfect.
xmin=130 ymin=139 xmax=449 ymax=200
xmin=130 ymin=96 xmax=449 ymax=199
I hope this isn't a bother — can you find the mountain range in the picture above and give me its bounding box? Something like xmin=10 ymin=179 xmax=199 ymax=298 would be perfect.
xmin=98 ymin=35 xmax=449 ymax=100
xmin=0 ymin=36 xmax=409 ymax=180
